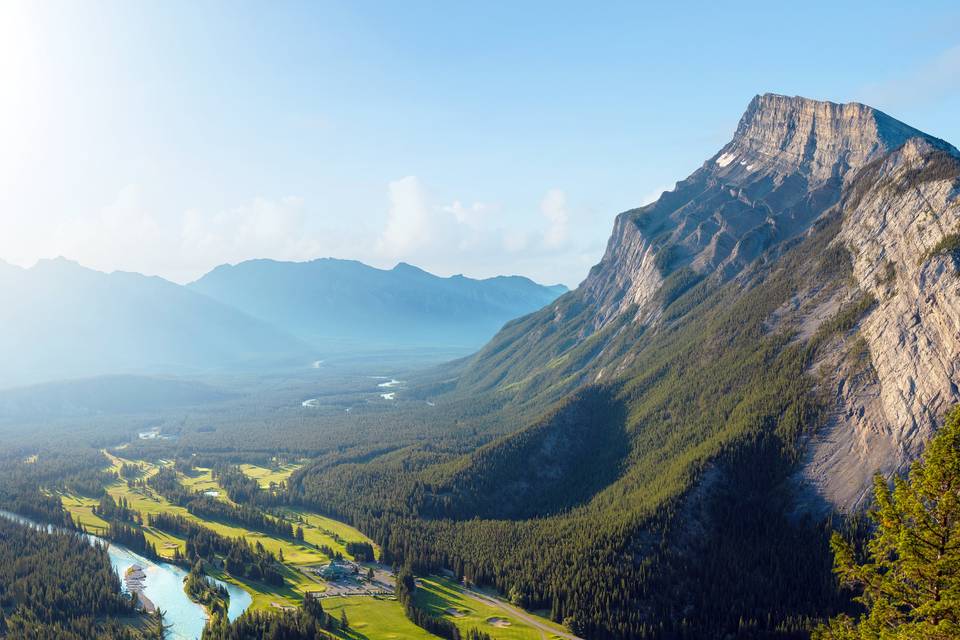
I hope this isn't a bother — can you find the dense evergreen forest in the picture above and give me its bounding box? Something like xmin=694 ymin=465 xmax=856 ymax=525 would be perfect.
xmin=201 ymin=597 xmax=339 ymax=639
xmin=0 ymin=516 xmax=140 ymax=639
xmin=0 ymin=211 xmax=863 ymax=639
xmin=0 ymin=163 xmax=949 ymax=639
xmin=268 ymin=212 xmax=861 ymax=639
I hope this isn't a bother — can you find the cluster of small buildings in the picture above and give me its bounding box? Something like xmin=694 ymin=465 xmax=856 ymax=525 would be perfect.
xmin=315 ymin=559 xmax=359 ymax=580
xmin=124 ymin=564 xmax=156 ymax=612
xmin=124 ymin=564 xmax=147 ymax=592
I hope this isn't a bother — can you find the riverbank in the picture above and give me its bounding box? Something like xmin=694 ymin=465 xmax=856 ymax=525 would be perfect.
xmin=0 ymin=509 xmax=250 ymax=640
xmin=136 ymin=590 xmax=156 ymax=613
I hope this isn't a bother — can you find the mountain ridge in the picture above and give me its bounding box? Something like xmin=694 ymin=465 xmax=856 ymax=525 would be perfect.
xmin=458 ymin=94 xmax=959 ymax=401
xmin=188 ymin=256 xmax=567 ymax=350
xmin=0 ymin=258 xmax=309 ymax=388
xmin=0 ymin=255 xmax=566 ymax=387
xmin=351 ymin=94 xmax=960 ymax=636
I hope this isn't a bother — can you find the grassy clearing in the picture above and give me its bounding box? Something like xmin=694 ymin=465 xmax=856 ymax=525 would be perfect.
xmin=62 ymin=493 xmax=109 ymax=535
xmin=320 ymin=596 xmax=437 ymax=640
xmin=60 ymin=454 xmax=381 ymax=611
xmin=414 ymin=576 xmax=567 ymax=640
xmin=178 ymin=467 xmax=237 ymax=505
xmin=65 ymin=455 xmax=560 ymax=636
xmin=64 ymin=480 xmax=328 ymax=608
xmin=62 ymin=491 xmax=189 ymax=556
xmin=280 ymin=507 xmax=378 ymax=560
xmin=239 ymin=462 xmax=301 ymax=488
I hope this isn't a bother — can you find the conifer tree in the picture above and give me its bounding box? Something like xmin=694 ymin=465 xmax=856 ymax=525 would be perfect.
xmin=815 ymin=406 xmax=960 ymax=639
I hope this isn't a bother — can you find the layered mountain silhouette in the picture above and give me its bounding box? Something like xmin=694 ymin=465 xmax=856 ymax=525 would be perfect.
xmin=0 ymin=257 xmax=565 ymax=387
xmin=188 ymin=258 xmax=567 ymax=350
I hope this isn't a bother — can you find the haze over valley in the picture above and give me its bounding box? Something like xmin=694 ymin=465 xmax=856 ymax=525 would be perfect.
xmin=1 ymin=3 xmax=959 ymax=640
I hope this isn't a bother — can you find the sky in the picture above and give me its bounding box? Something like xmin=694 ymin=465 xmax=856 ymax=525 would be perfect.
xmin=0 ymin=1 xmax=959 ymax=288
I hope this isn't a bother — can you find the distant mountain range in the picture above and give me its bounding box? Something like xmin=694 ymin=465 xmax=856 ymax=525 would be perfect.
xmin=189 ymin=258 xmax=567 ymax=350
xmin=0 ymin=257 xmax=564 ymax=388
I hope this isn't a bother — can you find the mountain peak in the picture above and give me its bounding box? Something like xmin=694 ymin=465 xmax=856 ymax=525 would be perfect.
xmin=717 ymin=93 xmax=948 ymax=185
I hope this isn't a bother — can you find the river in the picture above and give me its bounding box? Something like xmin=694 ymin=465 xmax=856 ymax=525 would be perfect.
xmin=0 ymin=509 xmax=252 ymax=640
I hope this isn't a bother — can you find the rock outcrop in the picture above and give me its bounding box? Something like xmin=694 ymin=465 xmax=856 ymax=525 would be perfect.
xmin=802 ymin=139 xmax=960 ymax=509
xmin=463 ymin=93 xmax=960 ymax=513
xmin=578 ymin=94 xmax=943 ymax=333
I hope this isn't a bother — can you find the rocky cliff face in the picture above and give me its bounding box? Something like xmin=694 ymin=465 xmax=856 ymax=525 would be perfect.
xmin=802 ymin=139 xmax=960 ymax=509
xmin=718 ymin=93 xmax=931 ymax=186
xmin=579 ymin=94 xmax=937 ymax=332
xmin=463 ymin=93 xmax=960 ymax=513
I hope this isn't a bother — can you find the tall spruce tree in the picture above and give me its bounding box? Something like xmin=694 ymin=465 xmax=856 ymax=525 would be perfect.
xmin=815 ymin=406 xmax=960 ymax=639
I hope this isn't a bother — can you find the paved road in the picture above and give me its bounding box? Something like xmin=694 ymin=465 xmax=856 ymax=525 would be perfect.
xmin=459 ymin=586 xmax=584 ymax=640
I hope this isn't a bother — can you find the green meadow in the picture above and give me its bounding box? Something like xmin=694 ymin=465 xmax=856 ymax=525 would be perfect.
xmin=58 ymin=453 xmax=566 ymax=638
xmin=320 ymin=596 xmax=437 ymax=640
xmin=414 ymin=576 xmax=570 ymax=640
xmin=239 ymin=462 xmax=302 ymax=488
xmin=59 ymin=454 xmax=379 ymax=610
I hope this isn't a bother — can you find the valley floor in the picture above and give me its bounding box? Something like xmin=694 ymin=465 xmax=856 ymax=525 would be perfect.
xmin=59 ymin=451 xmax=566 ymax=639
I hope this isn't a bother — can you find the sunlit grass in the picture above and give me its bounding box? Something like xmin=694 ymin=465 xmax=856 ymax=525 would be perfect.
xmin=414 ymin=576 xmax=568 ymax=640
xmin=321 ymin=596 xmax=436 ymax=640
xmin=239 ymin=462 xmax=301 ymax=489
xmin=59 ymin=454 xmax=382 ymax=611
xmin=279 ymin=507 xmax=378 ymax=560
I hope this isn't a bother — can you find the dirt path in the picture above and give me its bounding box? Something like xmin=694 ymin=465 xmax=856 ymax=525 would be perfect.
xmin=459 ymin=586 xmax=584 ymax=640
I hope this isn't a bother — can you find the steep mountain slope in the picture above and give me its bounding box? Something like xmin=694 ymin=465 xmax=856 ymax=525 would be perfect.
xmin=188 ymin=258 xmax=566 ymax=350
xmin=458 ymin=94 xmax=955 ymax=402
xmin=800 ymin=139 xmax=960 ymax=509
xmin=289 ymin=94 xmax=960 ymax=639
xmin=0 ymin=258 xmax=306 ymax=387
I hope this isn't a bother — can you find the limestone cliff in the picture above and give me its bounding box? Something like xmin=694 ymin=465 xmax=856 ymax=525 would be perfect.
xmin=802 ymin=139 xmax=960 ymax=509
xmin=579 ymin=94 xmax=936 ymax=332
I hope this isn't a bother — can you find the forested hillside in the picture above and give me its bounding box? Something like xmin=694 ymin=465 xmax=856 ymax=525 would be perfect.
xmin=276 ymin=95 xmax=960 ymax=638
xmin=2 ymin=94 xmax=958 ymax=640
xmin=0 ymin=516 xmax=140 ymax=639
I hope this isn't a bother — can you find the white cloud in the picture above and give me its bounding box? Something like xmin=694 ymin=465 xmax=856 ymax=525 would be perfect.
xmin=376 ymin=176 xmax=434 ymax=258
xmin=49 ymin=184 xmax=169 ymax=275
xmin=180 ymin=195 xmax=321 ymax=277
xmin=4 ymin=176 xmax=613 ymax=288
xmin=368 ymin=179 xmax=605 ymax=285
xmin=30 ymin=187 xmax=325 ymax=283
xmin=540 ymin=189 xmax=569 ymax=249
xmin=442 ymin=199 xmax=490 ymax=227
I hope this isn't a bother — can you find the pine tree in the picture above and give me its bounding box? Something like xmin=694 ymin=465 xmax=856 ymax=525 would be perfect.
xmin=340 ymin=609 xmax=349 ymax=629
xmin=815 ymin=406 xmax=960 ymax=639
xmin=151 ymin=608 xmax=173 ymax=640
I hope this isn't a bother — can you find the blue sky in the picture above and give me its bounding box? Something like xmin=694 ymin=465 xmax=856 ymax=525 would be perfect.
xmin=1 ymin=1 xmax=958 ymax=286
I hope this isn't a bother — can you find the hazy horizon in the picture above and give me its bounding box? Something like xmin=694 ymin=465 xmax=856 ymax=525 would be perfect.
xmin=1 ymin=1 xmax=958 ymax=288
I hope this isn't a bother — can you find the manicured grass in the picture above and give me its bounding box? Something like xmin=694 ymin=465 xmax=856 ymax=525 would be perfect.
xmin=321 ymin=596 xmax=437 ymax=640
xmin=239 ymin=463 xmax=301 ymax=489
xmin=207 ymin=563 xmax=327 ymax=611
xmin=178 ymin=467 xmax=237 ymax=505
xmin=280 ymin=507 xmax=378 ymax=560
xmin=62 ymin=493 xmax=109 ymax=535
xmin=180 ymin=467 xmax=221 ymax=493
xmin=62 ymin=454 xmax=352 ymax=611
xmin=65 ymin=455 xmax=564 ymax=638
xmin=62 ymin=492 xmax=189 ymax=556
xmin=414 ymin=576 xmax=569 ymax=640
